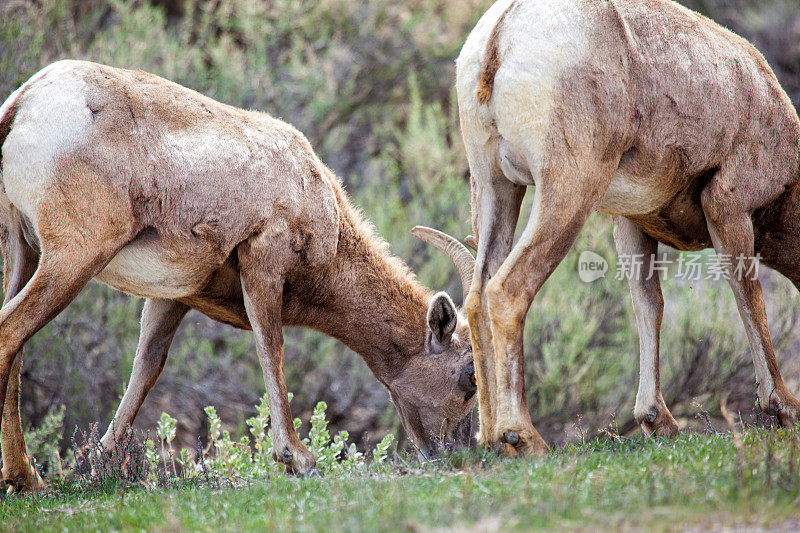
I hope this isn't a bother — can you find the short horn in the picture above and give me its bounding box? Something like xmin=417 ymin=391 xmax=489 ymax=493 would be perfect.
xmin=411 ymin=226 xmax=475 ymax=302
xmin=464 ymin=235 xmax=478 ymax=251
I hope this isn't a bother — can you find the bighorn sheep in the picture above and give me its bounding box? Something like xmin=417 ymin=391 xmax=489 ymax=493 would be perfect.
xmin=457 ymin=0 xmax=800 ymax=455
xmin=0 ymin=60 xmax=478 ymax=490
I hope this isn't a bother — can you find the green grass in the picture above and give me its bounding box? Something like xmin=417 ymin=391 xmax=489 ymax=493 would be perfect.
xmin=3 ymin=428 xmax=799 ymax=532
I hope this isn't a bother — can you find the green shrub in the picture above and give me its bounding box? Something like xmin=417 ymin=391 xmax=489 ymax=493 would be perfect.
xmin=155 ymin=393 xmax=398 ymax=482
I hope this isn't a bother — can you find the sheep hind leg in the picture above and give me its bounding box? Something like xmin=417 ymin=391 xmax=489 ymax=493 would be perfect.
xmin=486 ymin=158 xmax=616 ymax=456
xmin=0 ymin=230 xmax=129 ymax=492
xmin=100 ymin=299 xmax=189 ymax=452
xmin=465 ymin=170 xmax=526 ymax=448
xmin=0 ymin=223 xmax=42 ymax=492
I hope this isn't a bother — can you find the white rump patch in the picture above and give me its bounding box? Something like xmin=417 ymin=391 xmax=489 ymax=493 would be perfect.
xmin=1 ymin=61 xmax=94 ymax=235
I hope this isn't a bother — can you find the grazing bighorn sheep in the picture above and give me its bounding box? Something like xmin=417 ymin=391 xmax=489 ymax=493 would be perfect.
xmin=457 ymin=0 xmax=800 ymax=455
xmin=0 ymin=60 xmax=478 ymax=491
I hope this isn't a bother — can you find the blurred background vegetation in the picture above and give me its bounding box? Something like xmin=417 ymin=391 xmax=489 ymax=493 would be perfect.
xmin=1 ymin=0 xmax=799 ymax=462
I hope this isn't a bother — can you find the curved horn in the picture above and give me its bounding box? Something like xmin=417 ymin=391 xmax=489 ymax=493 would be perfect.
xmin=411 ymin=226 xmax=475 ymax=302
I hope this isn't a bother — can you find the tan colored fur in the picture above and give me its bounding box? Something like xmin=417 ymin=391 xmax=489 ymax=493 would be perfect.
xmin=0 ymin=60 xmax=477 ymax=489
xmin=458 ymin=0 xmax=800 ymax=455
xmin=476 ymin=0 xmax=517 ymax=105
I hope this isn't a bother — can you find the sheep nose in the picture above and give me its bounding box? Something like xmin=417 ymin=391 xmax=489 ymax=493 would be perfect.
xmin=458 ymin=362 xmax=476 ymax=395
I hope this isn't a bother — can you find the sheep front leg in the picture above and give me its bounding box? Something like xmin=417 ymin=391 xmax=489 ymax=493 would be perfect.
xmin=238 ymin=242 xmax=316 ymax=475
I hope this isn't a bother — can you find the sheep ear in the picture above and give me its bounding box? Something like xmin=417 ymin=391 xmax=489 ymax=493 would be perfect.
xmin=427 ymin=292 xmax=457 ymax=348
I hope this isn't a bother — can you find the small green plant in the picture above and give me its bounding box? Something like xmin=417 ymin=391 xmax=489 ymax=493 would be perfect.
xmin=22 ymin=404 xmax=72 ymax=480
xmin=246 ymin=393 xmax=275 ymax=475
xmin=156 ymin=412 xmax=178 ymax=477
xmin=372 ymin=433 xmax=396 ymax=473
xmin=304 ymin=401 xmax=353 ymax=474
xmin=144 ymin=438 xmax=158 ymax=483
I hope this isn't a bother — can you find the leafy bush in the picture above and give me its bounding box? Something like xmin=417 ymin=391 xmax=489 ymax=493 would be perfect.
xmin=144 ymin=394 xmax=397 ymax=483
xmin=19 ymin=392 xmax=398 ymax=487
